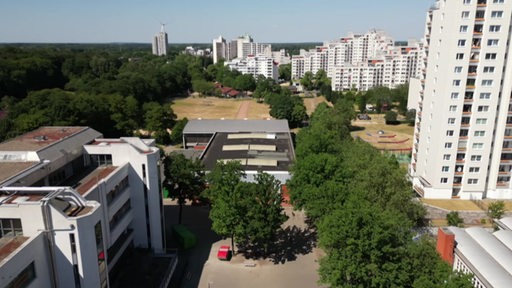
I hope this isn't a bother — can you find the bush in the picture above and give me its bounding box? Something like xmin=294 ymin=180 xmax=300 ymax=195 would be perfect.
xmin=446 ymin=211 xmax=464 ymax=227
xmin=384 ymin=111 xmax=399 ymax=125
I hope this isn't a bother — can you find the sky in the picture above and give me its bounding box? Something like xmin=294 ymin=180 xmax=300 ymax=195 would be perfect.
xmin=0 ymin=0 xmax=433 ymax=44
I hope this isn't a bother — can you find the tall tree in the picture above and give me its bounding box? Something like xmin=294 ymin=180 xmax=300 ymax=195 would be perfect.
xmin=163 ymin=152 xmax=205 ymax=224
xmin=204 ymin=161 xmax=246 ymax=251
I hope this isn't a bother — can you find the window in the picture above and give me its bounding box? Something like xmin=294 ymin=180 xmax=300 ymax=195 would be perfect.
xmin=1 ymin=219 xmax=23 ymax=238
xmin=490 ymin=25 xmax=501 ymax=32
xmin=491 ymin=11 xmax=503 ymax=17
xmin=474 ymin=131 xmax=485 ymax=136
xmin=468 ymin=179 xmax=479 ymax=184
xmin=472 ymin=143 xmax=484 ymax=149
xmin=444 ymin=154 xmax=452 ymax=160
xmin=476 ymin=118 xmax=487 ymax=124
xmin=449 ymin=105 xmax=457 ymax=112
xmin=469 ymin=167 xmax=480 ymax=173
xmin=454 ymin=66 xmax=463 ymax=73
xmin=482 ymin=79 xmax=493 ymax=86
xmin=441 ymin=178 xmax=448 ymax=183
xmin=462 ymin=11 xmax=470 ymax=18
xmin=445 ymin=142 xmax=453 ymax=148
xmin=458 ymin=39 xmax=467 ymax=47
xmin=460 ymin=25 xmax=469 ymax=32
xmin=487 ymin=39 xmax=499 ymax=46
xmin=442 ymin=166 xmax=450 ymax=172
xmin=451 ymin=92 xmax=460 ymax=99
xmin=456 ymin=53 xmax=464 ymax=60
xmin=483 ymin=66 xmax=495 ymax=73
xmin=493 ymin=0 xmax=504 ymax=3
xmin=448 ymin=118 xmax=456 ymax=124
xmin=478 ymin=105 xmax=489 ymax=112
xmin=485 ymin=53 xmax=497 ymax=59
xmin=471 ymin=155 xmax=482 ymax=161
xmin=480 ymin=92 xmax=491 ymax=99
xmin=453 ymin=80 xmax=461 ymax=86
xmin=6 ymin=262 xmax=36 ymax=288
xmin=463 ymin=0 xmax=471 ymax=3
xmin=447 ymin=130 xmax=455 ymax=136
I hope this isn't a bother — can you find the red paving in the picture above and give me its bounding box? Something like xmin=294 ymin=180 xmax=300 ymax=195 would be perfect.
xmin=235 ymin=101 xmax=251 ymax=119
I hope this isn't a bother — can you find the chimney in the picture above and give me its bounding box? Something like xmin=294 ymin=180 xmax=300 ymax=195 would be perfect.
xmin=436 ymin=227 xmax=455 ymax=265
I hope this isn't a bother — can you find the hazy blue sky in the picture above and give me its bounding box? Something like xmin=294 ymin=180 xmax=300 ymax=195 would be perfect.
xmin=0 ymin=0 xmax=433 ymax=43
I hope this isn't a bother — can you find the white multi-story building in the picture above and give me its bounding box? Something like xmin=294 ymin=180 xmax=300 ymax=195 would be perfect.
xmin=152 ymin=24 xmax=168 ymax=56
xmin=291 ymin=30 xmax=422 ymax=91
xmin=225 ymin=55 xmax=278 ymax=81
xmin=411 ymin=0 xmax=512 ymax=200
xmin=212 ymin=34 xmax=273 ymax=65
xmin=0 ymin=127 xmax=170 ymax=287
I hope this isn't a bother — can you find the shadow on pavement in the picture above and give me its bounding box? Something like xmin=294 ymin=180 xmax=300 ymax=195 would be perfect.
xmin=164 ymin=202 xmax=221 ymax=288
xmin=237 ymin=225 xmax=317 ymax=265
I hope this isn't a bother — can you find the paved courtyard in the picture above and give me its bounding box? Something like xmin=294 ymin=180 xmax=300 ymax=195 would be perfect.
xmin=164 ymin=200 xmax=325 ymax=288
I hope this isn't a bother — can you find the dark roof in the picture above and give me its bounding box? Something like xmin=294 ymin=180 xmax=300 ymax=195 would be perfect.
xmin=201 ymin=132 xmax=294 ymax=172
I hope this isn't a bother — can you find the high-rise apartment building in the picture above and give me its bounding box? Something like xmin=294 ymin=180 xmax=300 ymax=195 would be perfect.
xmin=411 ymin=0 xmax=512 ymax=200
xmin=212 ymin=34 xmax=273 ymax=64
xmin=152 ymin=24 xmax=168 ymax=56
xmin=291 ymin=30 xmax=422 ymax=91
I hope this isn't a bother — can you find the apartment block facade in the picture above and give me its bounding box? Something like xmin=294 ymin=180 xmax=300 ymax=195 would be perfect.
xmin=410 ymin=0 xmax=512 ymax=199
xmin=291 ymin=30 xmax=423 ymax=91
xmin=152 ymin=24 xmax=168 ymax=56
xmin=0 ymin=127 xmax=168 ymax=287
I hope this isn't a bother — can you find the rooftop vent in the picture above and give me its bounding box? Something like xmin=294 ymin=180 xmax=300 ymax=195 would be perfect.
xmin=33 ymin=135 xmax=48 ymax=141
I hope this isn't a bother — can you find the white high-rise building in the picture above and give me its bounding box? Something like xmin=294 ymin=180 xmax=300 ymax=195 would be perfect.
xmin=152 ymin=24 xmax=168 ymax=56
xmin=291 ymin=30 xmax=422 ymax=90
xmin=212 ymin=35 xmax=227 ymax=64
xmin=411 ymin=0 xmax=512 ymax=200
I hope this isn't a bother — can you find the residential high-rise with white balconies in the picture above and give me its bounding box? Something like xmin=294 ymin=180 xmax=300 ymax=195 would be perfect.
xmin=411 ymin=0 xmax=512 ymax=200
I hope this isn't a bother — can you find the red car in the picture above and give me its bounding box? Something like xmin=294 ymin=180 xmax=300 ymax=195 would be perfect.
xmin=217 ymin=245 xmax=231 ymax=261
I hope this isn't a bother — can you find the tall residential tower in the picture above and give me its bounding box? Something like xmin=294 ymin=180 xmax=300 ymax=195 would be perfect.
xmin=152 ymin=24 xmax=168 ymax=56
xmin=411 ymin=0 xmax=512 ymax=199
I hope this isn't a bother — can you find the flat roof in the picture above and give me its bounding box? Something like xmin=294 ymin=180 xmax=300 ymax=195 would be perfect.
xmin=0 ymin=162 xmax=38 ymax=185
xmin=0 ymin=236 xmax=29 ymax=263
xmin=0 ymin=126 xmax=89 ymax=152
xmin=449 ymin=227 xmax=512 ymax=287
xmin=202 ymin=132 xmax=294 ymax=171
xmin=183 ymin=119 xmax=291 ymax=134
xmin=75 ymin=166 xmax=118 ymax=195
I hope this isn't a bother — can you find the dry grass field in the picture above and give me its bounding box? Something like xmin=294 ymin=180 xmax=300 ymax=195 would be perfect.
xmin=171 ymin=96 xmax=270 ymax=120
xmin=303 ymin=96 xmax=329 ymax=115
xmin=421 ymin=199 xmax=483 ymax=211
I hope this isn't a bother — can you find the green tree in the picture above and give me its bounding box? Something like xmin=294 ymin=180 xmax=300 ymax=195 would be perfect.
xmin=384 ymin=110 xmax=398 ymax=124
xmin=192 ymin=79 xmax=215 ymax=95
xmin=300 ymin=71 xmax=314 ymax=91
xmin=204 ymin=161 xmax=246 ymax=252
xmin=170 ymin=118 xmax=188 ymax=145
xmin=163 ymin=152 xmax=205 ymax=224
xmin=446 ymin=211 xmax=464 ymax=227
xmin=488 ymin=200 xmax=506 ymax=227
xmin=406 ymin=109 xmax=417 ymax=126
xmin=238 ymin=172 xmax=288 ymax=253
xmin=143 ymin=101 xmax=176 ymax=144
xmin=278 ymin=63 xmax=291 ymax=82
xmin=233 ymin=74 xmax=256 ymax=93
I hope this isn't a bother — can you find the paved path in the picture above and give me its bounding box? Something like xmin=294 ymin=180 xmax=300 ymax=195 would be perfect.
xmin=235 ymin=101 xmax=251 ymax=119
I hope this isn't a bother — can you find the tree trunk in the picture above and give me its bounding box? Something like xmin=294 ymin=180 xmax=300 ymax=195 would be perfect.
xmin=178 ymin=203 xmax=183 ymax=224
xmin=231 ymin=233 xmax=235 ymax=255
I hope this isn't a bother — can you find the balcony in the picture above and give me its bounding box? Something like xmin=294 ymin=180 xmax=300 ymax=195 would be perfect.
xmin=477 ymin=0 xmax=487 ymax=7
xmin=497 ymin=182 xmax=509 ymax=187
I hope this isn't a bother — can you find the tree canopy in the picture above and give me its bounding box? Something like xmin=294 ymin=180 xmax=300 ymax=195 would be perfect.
xmin=288 ymin=99 xmax=472 ymax=287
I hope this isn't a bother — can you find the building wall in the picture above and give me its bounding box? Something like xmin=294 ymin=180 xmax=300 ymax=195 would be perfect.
xmin=0 ymin=233 xmax=52 ymax=288
xmin=411 ymin=0 xmax=512 ymax=199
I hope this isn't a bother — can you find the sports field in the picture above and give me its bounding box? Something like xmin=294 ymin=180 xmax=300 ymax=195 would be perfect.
xmin=172 ymin=96 xmax=270 ymax=120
